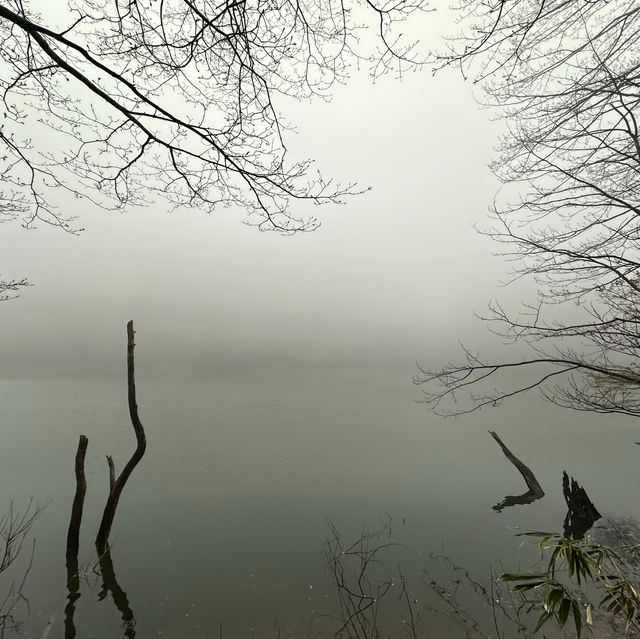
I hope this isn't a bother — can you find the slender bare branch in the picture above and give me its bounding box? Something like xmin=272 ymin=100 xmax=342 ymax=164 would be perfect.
xmin=95 ymin=320 xmax=147 ymax=550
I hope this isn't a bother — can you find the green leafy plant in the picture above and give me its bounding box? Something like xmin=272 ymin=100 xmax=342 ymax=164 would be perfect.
xmin=499 ymin=532 xmax=640 ymax=637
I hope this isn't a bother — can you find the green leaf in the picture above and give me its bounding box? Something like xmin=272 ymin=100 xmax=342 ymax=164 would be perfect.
xmin=567 ymin=548 xmax=575 ymax=580
xmin=548 ymin=545 xmax=562 ymax=577
xmin=547 ymin=588 xmax=564 ymax=607
xmin=572 ymin=600 xmax=583 ymax=638
xmin=513 ymin=581 xmax=546 ymax=591
xmin=558 ymin=598 xmax=571 ymax=626
xmin=499 ymin=572 xmax=547 ymax=582
xmin=533 ymin=609 xmax=554 ymax=634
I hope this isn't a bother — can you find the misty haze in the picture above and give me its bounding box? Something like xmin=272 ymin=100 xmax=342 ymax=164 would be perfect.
xmin=2 ymin=1 xmax=640 ymax=638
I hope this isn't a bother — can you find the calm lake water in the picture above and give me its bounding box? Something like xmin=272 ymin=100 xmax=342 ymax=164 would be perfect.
xmin=2 ymin=357 xmax=639 ymax=638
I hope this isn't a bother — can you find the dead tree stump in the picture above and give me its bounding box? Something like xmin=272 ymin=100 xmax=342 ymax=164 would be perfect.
xmin=562 ymin=471 xmax=601 ymax=539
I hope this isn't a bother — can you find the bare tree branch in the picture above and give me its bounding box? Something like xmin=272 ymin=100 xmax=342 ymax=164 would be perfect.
xmin=0 ymin=277 xmax=29 ymax=301
xmin=95 ymin=320 xmax=147 ymax=550
xmin=419 ymin=0 xmax=640 ymax=418
xmin=0 ymin=500 xmax=48 ymax=637
xmin=0 ymin=0 xmax=428 ymax=240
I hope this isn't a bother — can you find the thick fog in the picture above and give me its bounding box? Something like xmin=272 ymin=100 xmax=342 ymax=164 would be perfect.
xmin=0 ymin=20 xmax=517 ymax=380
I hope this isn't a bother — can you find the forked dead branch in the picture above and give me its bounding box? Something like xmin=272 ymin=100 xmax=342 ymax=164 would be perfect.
xmin=65 ymin=321 xmax=146 ymax=555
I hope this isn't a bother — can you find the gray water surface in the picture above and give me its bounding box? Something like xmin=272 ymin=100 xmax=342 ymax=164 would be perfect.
xmin=2 ymin=358 xmax=639 ymax=638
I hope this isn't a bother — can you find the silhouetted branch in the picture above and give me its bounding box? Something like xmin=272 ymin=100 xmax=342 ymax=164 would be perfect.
xmin=421 ymin=0 xmax=640 ymax=419
xmin=0 ymin=0 xmax=428 ymax=235
xmin=66 ymin=435 xmax=88 ymax=555
xmin=0 ymin=500 xmax=46 ymax=574
xmin=95 ymin=321 xmax=146 ymax=550
xmin=324 ymin=517 xmax=395 ymax=638
xmin=489 ymin=431 xmax=544 ymax=512
xmin=422 ymin=550 xmax=533 ymax=637
xmin=0 ymin=500 xmax=47 ymax=637
xmin=0 ymin=278 xmax=29 ymax=302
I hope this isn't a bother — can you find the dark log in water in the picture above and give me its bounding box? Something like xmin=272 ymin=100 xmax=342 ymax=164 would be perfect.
xmin=96 ymin=320 xmax=147 ymax=550
xmin=489 ymin=431 xmax=544 ymax=512
xmin=64 ymin=434 xmax=87 ymax=637
xmin=66 ymin=435 xmax=88 ymax=555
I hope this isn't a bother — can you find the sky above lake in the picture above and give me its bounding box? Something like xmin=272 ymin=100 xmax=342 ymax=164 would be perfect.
xmin=0 ymin=6 xmax=516 ymax=380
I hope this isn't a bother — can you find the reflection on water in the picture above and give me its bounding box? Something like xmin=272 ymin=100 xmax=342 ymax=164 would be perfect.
xmin=64 ymin=554 xmax=80 ymax=639
xmin=97 ymin=548 xmax=136 ymax=639
xmin=1 ymin=366 xmax=639 ymax=638
xmin=489 ymin=428 xmax=602 ymax=540
xmin=493 ymin=488 xmax=544 ymax=512
xmin=63 ymin=322 xmax=144 ymax=639
xmin=65 ymin=547 xmax=137 ymax=639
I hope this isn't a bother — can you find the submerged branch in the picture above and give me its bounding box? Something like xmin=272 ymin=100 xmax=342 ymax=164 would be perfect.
xmin=489 ymin=431 xmax=544 ymax=512
xmin=95 ymin=321 xmax=147 ymax=550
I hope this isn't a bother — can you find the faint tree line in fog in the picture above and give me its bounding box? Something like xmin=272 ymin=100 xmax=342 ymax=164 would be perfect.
xmin=417 ymin=0 xmax=640 ymax=419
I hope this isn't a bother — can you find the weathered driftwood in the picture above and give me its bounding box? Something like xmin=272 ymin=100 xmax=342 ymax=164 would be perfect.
xmin=95 ymin=321 xmax=147 ymax=550
xmin=562 ymin=471 xmax=601 ymax=539
xmin=489 ymin=431 xmax=544 ymax=512
xmin=66 ymin=435 xmax=88 ymax=555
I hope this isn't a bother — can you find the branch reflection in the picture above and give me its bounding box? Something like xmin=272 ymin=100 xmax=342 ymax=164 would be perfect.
xmin=97 ymin=547 xmax=137 ymax=639
xmin=492 ymin=489 xmax=544 ymax=512
xmin=64 ymin=553 xmax=81 ymax=639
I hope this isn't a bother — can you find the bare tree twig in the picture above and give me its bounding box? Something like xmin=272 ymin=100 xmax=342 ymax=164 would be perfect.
xmin=0 ymin=0 xmax=428 ymax=238
xmin=0 ymin=500 xmax=47 ymax=637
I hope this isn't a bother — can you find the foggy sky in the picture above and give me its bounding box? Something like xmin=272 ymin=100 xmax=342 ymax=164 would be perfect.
xmin=0 ymin=13 xmax=515 ymax=380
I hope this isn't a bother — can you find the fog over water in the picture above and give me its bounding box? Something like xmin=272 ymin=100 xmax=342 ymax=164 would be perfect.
xmin=1 ymin=51 xmax=510 ymax=379
xmin=6 ymin=10 xmax=636 ymax=638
